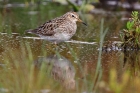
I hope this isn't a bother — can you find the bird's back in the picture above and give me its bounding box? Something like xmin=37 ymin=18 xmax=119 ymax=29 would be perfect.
xmin=26 ymin=15 xmax=67 ymax=36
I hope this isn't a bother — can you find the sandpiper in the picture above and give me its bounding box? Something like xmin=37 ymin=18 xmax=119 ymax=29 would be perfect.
xmin=26 ymin=11 xmax=86 ymax=44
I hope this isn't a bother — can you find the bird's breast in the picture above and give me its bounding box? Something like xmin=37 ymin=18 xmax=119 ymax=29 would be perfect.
xmin=66 ymin=22 xmax=77 ymax=35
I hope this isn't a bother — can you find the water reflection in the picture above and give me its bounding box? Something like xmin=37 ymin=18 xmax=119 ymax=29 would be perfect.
xmin=34 ymin=54 xmax=75 ymax=90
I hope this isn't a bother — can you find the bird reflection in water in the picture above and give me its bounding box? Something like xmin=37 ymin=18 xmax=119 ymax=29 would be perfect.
xmin=34 ymin=54 xmax=75 ymax=90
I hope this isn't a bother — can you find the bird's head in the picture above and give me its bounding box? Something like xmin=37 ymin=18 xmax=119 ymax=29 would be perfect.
xmin=65 ymin=11 xmax=87 ymax=26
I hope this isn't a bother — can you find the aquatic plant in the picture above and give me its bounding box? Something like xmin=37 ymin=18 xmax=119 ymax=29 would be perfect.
xmin=66 ymin=0 xmax=94 ymax=12
xmin=121 ymin=11 xmax=140 ymax=49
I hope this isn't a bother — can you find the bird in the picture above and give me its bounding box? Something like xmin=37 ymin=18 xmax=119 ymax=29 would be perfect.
xmin=26 ymin=11 xmax=87 ymax=44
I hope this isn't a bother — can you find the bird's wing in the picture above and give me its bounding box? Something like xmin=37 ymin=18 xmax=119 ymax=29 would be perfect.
xmin=34 ymin=17 xmax=66 ymax=36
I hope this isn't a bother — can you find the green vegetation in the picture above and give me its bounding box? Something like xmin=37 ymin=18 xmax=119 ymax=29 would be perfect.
xmin=66 ymin=0 xmax=95 ymax=12
xmin=121 ymin=11 xmax=140 ymax=49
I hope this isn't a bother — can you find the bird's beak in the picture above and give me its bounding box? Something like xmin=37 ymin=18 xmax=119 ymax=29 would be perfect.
xmin=78 ymin=18 xmax=87 ymax=26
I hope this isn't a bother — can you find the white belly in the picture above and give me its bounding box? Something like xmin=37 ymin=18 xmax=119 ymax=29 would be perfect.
xmin=40 ymin=33 xmax=71 ymax=43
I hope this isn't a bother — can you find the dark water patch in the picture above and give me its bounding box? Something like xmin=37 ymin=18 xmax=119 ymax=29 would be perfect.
xmin=94 ymin=0 xmax=140 ymax=11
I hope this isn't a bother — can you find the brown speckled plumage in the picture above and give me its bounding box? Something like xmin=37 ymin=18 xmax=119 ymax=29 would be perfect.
xmin=26 ymin=11 xmax=86 ymax=44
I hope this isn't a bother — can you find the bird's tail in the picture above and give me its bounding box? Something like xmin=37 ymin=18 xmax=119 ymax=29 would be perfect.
xmin=26 ymin=29 xmax=37 ymax=34
xmin=26 ymin=29 xmax=33 ymax=33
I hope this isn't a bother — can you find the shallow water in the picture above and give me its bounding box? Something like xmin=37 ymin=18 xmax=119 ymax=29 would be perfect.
xmin=0 ymin=1 xmax=140 ymax=93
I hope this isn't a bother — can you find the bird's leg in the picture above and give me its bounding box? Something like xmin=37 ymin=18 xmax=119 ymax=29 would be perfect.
xmin=54 ymin=42 xmax=59 ymax=51
xmin=45 ymin=41 xmax=56 ymax=53
xmin=46 ymin=43 xmax=53 ymax=52
xmin=54 ymin=42 xmax=62 ymax=56
xmin=46 ymin=42 xmax=59 ymax=54
xmin=54 ymin=42 xmax=57 ymax=46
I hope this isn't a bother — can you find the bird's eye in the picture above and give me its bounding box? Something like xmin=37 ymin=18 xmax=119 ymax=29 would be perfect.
xmin=72 ymin=15 xmax=75 ymax=17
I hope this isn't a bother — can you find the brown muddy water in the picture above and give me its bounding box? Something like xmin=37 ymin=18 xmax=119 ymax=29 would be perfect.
xmin=0 ymin=1 xmax=140 ymax=93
